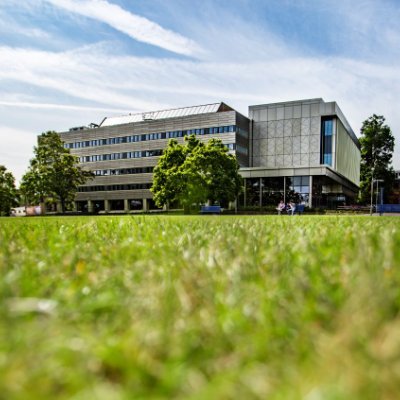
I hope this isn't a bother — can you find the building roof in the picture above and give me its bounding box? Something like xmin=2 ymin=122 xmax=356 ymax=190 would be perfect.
xmin=99 ymin=102 xmax=234 ymax=127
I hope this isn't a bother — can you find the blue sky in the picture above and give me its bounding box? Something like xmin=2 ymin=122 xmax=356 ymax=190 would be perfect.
xmin=1 ymin=0 xmax=399 ymax=182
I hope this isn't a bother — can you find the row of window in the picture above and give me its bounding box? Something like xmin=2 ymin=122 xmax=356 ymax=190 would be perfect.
xmin=94 ymin=167 xmax=154 ymax=176
xmin=79 ymin=144 xmax=236 ymax=164
xmin=79 ymin=150 xmax=163 ymax=163
xmin=65 ymin=125 xmax=237 ymax=149
xmin=78 ymin=183 xmax=152 ymax=192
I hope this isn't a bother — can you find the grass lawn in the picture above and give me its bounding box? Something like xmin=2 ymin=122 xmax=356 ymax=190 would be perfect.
xmin=0 ymin=215 xmax=400 ymax=399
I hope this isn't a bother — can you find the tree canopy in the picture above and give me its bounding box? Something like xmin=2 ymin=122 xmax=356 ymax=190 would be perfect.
xmin=151 ymin=135 xmax=242 ymax=211
xmin=359 ymin=115 xmax=395 ymax=203
xmin=20 ymin=131 xmax=94 ymax=213
xmin=0 ymin=165 xmax=18 ymax=216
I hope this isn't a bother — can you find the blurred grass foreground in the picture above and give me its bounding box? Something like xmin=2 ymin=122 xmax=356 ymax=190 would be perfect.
xmin=1 ymin=215 xmax=400 ymax=399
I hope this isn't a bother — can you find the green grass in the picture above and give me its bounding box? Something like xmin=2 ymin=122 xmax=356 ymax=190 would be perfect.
xmin=1 ymin=215 xmax=400 ymax=399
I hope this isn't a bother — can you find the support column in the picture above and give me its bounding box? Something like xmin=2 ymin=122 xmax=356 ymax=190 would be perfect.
xmin=104 ymin=199 xmax=110 ymax=213
xmin=283 ymin=176 xmax=287 ymax=204
xmin=73 ymin=202 xmax=77 ymax=212
xmin=87 ymin=200 xmax=93 ymax=213
xmin=143 ymin=198 xmax=148 ymax=212
xmin=259 ymin=177 xmax=262 ymax=208
xmin=56 ymin=202 xmax=62 ymax=213
xmin=124 ymin=199 xmax=129 ymax=213
xmin=309 ymin=175 xmax=313 ymax=209
xmin=243 ymin=178 xmax=247 ymax=207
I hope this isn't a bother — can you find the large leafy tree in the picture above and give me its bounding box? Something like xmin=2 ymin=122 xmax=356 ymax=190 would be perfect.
xmin=0 ymin=165 xmax=18 ymax=216
xmin=152 ymin=135 xmax=242 ymax=211
xmin=20 ymin=131 xmax=94 ymax=213
xmin=359 ymin=115 xmax=395 ymax=203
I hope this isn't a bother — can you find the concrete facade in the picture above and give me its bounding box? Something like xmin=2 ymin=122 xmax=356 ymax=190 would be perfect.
xmin=59 ymin=103 xmax=249 ymax=212
xmin=242 ymin=99 xmax=361 ymax=208
xmin=59 ymin=99 xmax=361 ymax=211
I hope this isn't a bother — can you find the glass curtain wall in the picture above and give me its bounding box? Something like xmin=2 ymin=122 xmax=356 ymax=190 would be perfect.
xmin=261 ymin=177 xmax=284 ymax=206
xmin=321 ymin=118 xmax=333 ymax=166
xmin=245 ymin=178 xmax=261 ymax=206
xmin=286 ymin=176 xmax=310 ymax=205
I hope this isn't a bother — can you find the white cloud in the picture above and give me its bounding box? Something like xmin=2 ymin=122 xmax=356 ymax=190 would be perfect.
xmin=0 ymin=126 xmax=37 ymax=184
xmin=1 ymin=0 xmax=399 ymax=181
xmin=0 ymin=100 xmax=132 ymax=113
xmin=43 ymin=0 xmax=201 ymax=56
xmin=1 ymin=42 xmax=399 ymax=178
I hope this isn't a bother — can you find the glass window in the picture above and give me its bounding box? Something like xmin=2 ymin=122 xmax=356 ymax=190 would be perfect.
xmin=321 ymin=118 xmax=334 ymax=166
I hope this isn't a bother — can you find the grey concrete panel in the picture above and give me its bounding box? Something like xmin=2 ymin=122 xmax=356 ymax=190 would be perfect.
xmin=275 ymin=138 xmax=284 ymax=154
xmin=284 ymin=106 xmax=293 ymax=119
xmin=260 ymin=109 xmax=268 ymax=121
xmin=310 ymin=103 xmax=320 ymax=117
xmin=310 ymin=152 xmax=320 ymax=165
xmin=275 ymin=154 xmax=284 ymax=166
xmin=259 ymin=122 xmax=268 ymax=138
xmin=266 ymin=156 xmax=276 ymax=167
xmin=253 ymin=125 xmax=261 ymax=140
xmin=284 ymin=154 xmax=293 ymax=166
xmin=259 ymin=156 xmax=268 ymax=167
xmin=260 ymin=140 xmax=268 ymax=156
xmin=293 ymin=105 xmax=301 ymax=118
xmin=301 ymin=136 xmax=310 ymax=153
xmin=302 ymin=104 xmax=310 ymax=117
xmin=310 ymin=117 xmax=320 ymax=135
xmin=292 ymin=118 xmax=301 ymax=136
xmin=309 ymin=135 xmax=320 ymax=153
xmin=324 ymin=102 xmax=335 ymax=115
xmin=253 ymin=156 xmax=261 ymax=167
xmin=284 ymin=119 xmax=292 ymax=137
xmin=267 ymin=108 xmax=277 ymax=121
xmin=284 ymin=137 xmax=293 ymax=154
xmin=267 ymin=121 xmax=276 ymax=137
xmin=276 ymin=107 xmax=284 ymax=120
xmin=253 ymin=140 xmax=260 ymax=157
xmin=276 ymin=120 xmax=284 ymax=137
xmin=293 ymin=153 xmax=301 ymax=165
xmin=292 ymin=136 xmax=301 ymax=152
xmin=301 ymin=118 xmax=311 ymax=136
xmin=267 ymin=139 xmax=276 ymax=155
xmin=300 ymin=153 xmax=310 ymax=165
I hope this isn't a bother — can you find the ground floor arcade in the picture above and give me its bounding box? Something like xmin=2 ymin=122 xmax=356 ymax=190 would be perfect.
xmin=239 ymin=166 xmax=359 ymax=209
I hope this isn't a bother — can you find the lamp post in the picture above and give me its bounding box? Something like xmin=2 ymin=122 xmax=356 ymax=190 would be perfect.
xmin=370 ymin=172 xmax=374 ymax=216
xmin=369 ymin=145 xmax=376 ymax=216
xmin=370 ymin=178 xmax=384 ymax=215
xmin=375 ymin=179 xmax=384 ymax=214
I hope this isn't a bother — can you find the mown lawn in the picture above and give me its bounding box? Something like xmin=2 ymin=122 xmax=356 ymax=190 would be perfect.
xmin=0 ymin=215 xmax=400 ymax=399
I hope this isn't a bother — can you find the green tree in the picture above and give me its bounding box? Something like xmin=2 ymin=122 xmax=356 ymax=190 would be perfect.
xmin=20 ymin=131 xmax=94 ymax=213
xmin=151 ymin=135 xmax=242 ymax=211
xmin=359 ymin=115 xmax=395 ymax=204
xmin=0 ymin=165 xmax=18 ymax=216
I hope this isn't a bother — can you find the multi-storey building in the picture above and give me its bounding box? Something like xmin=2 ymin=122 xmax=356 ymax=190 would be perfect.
xmin=60 ymin=102 xmax=250 ymax=212
xmin=242 ymin=98 xmax=360 ymax=208
xmin=59 ymin=98 xmax=361 ymax=212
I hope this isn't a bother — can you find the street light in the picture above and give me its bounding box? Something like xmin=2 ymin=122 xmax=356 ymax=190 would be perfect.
xmin=370 ymin=145 xmax=376 ymax=216
xmin=370 ymin=179 xmax=384 ymax=215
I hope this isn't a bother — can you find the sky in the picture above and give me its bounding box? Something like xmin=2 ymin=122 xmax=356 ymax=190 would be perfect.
xmin=1 ymin=0 xmax=399 ymax=183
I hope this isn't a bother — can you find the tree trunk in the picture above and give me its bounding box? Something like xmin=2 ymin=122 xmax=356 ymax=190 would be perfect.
xmin=40 ymin=196 xmax=46 ymax=216
xmin=60 ymin=197 xmax=66 ymax=214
